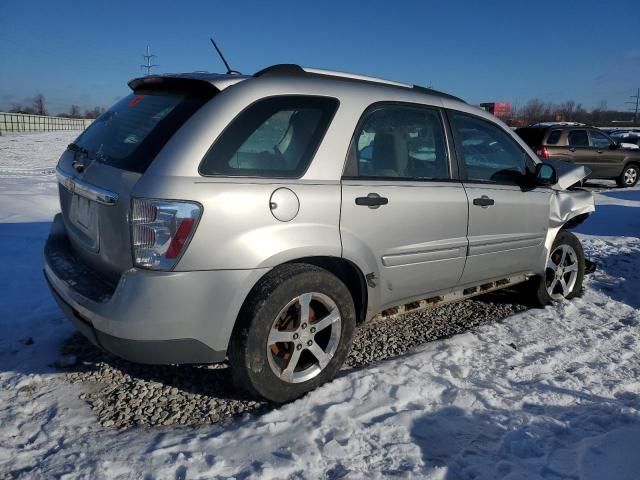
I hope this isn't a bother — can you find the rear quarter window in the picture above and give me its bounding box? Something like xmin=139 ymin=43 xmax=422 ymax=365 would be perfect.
xmin=199 ymin=96 xmax=339 ymax=178
xmin=546 ymin=130 xmax=562 ymax=145
xmin=514 ymin=127 xmax=546 ymax=147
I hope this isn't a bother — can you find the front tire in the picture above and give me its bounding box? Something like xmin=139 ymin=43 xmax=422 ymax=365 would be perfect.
xmin=228 ymin=263 xmax=356 ymax=403
xmin=617 ymin=163 xmax=639 ymax=188
xmin=525 ymin=230 xmax=585 ymax=307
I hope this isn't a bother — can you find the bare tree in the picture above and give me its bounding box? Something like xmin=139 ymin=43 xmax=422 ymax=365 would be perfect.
xmin=557 ymin=101 xmax=576 ymax=121
xmin=69 ymin=104 xmax=81 ymax=118
xmin=520 ymin=99 xmax=547 ymax=124
xmin=573 ymin=104 xmax=588 ymax=123
xmin=8 ymin=103 xmax=30 ymax=114
xmin=83 ymin=106 xmax=105 ymax=119
xmin=32 ymin=94 xmax=47 ymax=116
xmin=591 ymin=101 xmax=608 ymax=125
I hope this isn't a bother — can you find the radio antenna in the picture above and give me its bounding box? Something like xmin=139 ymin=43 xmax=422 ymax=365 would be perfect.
xmin=210 ymin=37 xmax=241 ymax=75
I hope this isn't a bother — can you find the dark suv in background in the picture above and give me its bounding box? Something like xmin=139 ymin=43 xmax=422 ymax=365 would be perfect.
xmin=516 ymin=124 xmax=640 ymax=187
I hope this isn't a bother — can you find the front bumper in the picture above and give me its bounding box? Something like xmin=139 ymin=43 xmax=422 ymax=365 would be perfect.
xmin=44 ymin=213 xmax=269 ymax=364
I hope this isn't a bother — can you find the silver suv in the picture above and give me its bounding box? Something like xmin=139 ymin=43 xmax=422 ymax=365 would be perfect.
xmin=45 ymin=65 xmax=595 ymax=402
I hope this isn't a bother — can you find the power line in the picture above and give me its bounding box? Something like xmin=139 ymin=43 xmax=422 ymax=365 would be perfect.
xmin=625 ymin=88 xmax=640 ymax=124
xmin=140 ymin=45 xmax=159 ymax=76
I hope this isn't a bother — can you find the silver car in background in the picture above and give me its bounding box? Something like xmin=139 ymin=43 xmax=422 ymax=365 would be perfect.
xmin=44 ymin=65 xmax=594 ymax=402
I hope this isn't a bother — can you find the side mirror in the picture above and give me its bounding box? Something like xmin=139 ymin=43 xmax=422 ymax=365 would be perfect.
xmin=535 ymin=162 xmax=557 ymax=186
xmin=610 ymin=142 xmax=620 ymax=150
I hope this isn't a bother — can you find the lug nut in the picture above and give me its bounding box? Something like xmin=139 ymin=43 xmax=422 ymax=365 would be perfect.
xmin=296 ymin=344 xmax=302 ymax=350
xmin=293 ymin=333 xmax=299 ymax=340
xmin=310 ymin=327 xmax=316 ymax=334
xmin=307 ymin=340 xmax=313 ymax=347
xmin=301 ymin=323 xmax=307 ymax=329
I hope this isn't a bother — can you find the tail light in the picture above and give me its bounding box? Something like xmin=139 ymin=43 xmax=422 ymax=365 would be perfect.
xmin=536 ymin=146 xmax=549 ymax=160
xmin=131 ymin=198 xmax=202 ymax=270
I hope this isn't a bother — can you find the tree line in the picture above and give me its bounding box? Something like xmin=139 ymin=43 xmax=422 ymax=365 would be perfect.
xmin=506 ymin=99 xmax=634 ymax=127
xmin=6 ymin=93 xmax=634 ymax=126
xmin=7 ymin=94 xmax=105 ymax=119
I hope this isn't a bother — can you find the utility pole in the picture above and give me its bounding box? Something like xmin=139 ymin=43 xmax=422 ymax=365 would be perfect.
xmin=626 ymin=88 xmax=640 ymax=124
xmin=140 ymin=46 xmax=158 ymax=76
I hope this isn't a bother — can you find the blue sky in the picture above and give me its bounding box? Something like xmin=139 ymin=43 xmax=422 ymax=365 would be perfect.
xmin=0 ymin=0 xmax=638 ymax=113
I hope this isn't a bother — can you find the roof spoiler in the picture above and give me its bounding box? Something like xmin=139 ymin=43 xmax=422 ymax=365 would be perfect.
xmin=128 ymin=76 xmax=219 ymax=95
xmin=254 ymin=64 xmax=465 ymax=103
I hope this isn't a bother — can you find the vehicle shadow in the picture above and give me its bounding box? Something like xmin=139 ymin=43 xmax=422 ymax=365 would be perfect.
xmin=575 ymin=204 xmax=640 ymax=237
xmin=0 ymin=221 xmax=75 ymax=375
xmin=0 ymin=221 xmax=54 ymax=322
xmin=579 ymin=247 xmax=640 ymax=310
xmin=599 ymin=189 xmax=640 ymax=202
xmin=410 ymin=386 xmax=640 ymax=478
xmin=60 ymin=333 xmax=257 ymax=403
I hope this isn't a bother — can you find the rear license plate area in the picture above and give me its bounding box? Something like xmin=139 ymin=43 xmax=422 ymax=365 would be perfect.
xmin=69 ymin=194 xmax=99 ymax=250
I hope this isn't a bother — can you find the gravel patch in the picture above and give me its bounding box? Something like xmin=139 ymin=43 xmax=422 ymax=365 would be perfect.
xmin=60 ymin=289 xmax=527 ymax=429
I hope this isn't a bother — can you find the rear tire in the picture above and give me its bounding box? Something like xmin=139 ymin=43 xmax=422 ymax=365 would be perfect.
xmin=228 ymin=263 xmax=356 ymax=403
xmin=523 ymin=230 xmax=585 ymax=307
xmin=617 ymin=163 xmax=639 ymax=188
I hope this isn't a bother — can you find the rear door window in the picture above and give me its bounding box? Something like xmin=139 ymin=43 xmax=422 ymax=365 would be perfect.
xmin=346 ymin=104 xmax=450 ymax=180
xmin=568 ymin=130 xmax=589 ymax=147
xmin=199 ymin=96 xmax=339 ymax=178
xmin=74 ymin=90 xmax=212 ymax=173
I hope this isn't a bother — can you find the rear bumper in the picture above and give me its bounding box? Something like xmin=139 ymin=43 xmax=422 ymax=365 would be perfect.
xmin=44 ymin=213 xmax=269 ymax=364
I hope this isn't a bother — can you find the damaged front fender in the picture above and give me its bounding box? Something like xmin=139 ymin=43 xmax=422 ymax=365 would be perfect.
xmin=543 ymin=159 xmax=595 ymax=229
xmin=537 ymin=160 xmax=596 ymax=274
xmin=549 ymin=188 xmax=594 ymax=230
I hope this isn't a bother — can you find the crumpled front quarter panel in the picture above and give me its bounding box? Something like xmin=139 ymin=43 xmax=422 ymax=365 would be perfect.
xmin=549 ymin=189 xmax=595 ymax=230
xmin=538 ymin=185 xmax=595 ymax=275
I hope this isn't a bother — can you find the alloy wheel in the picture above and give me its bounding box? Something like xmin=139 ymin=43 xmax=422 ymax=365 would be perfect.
xmin=545 ymin=244 xmax=579 ymax=300
xmin=266 ymin=292 xmax=342 ymax=383
xmin=624 ymin=167 xmax=638 ymax=186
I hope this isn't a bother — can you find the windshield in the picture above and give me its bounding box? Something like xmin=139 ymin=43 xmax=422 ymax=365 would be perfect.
xmin=73 ymin=89 xmax=211 ymax=173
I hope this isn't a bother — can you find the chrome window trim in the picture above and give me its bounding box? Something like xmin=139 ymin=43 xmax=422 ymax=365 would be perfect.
xmin=56 ymin=168 xmax=119 ymax=205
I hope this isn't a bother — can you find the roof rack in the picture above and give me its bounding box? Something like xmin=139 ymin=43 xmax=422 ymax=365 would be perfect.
xmin=530 ymin=122 xmax=588 ymax=128
xmin=254 ymin=64 xmax=465 ymax=103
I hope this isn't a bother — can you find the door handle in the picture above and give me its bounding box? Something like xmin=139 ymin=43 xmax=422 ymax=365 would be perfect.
xmin=569 ymin=148 xmax=576 ymax=152
xmin=355 ymin=193 xmax=388 ymax=209
xmin=473 ymin=195 xmax=495 ymax=207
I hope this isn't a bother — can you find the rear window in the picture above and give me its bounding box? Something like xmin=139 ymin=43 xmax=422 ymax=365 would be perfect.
xmin=514 ymin=127 xmax=547 ymax=147
xmin=73 ymin=89 xmax=212 ymax=173
xmin=546 ymin=130 xmax=562 ymax=145
xmin=199 ymin=96 xmax=339 ymax=178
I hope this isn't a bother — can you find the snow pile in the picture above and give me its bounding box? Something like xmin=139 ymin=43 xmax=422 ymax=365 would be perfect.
xmin=0 ymin=132 xmax=639 ymax=479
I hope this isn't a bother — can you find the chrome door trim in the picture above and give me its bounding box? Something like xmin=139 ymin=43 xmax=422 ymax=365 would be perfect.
xmin=56 ymin=168 xmax=119 ymax=206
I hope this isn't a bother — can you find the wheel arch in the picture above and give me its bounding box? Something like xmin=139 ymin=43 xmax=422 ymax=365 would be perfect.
xmin=284 ymin=256 xmax=369 ymax=325
xmin=617 ymin=160 xmax=639 ymax=187
xmin=233 ymin=255 xmax=370 ymax=344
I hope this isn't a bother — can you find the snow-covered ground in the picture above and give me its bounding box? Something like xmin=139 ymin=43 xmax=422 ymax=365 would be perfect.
xmin=1 ymin=131 xmax=639 ymax=479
